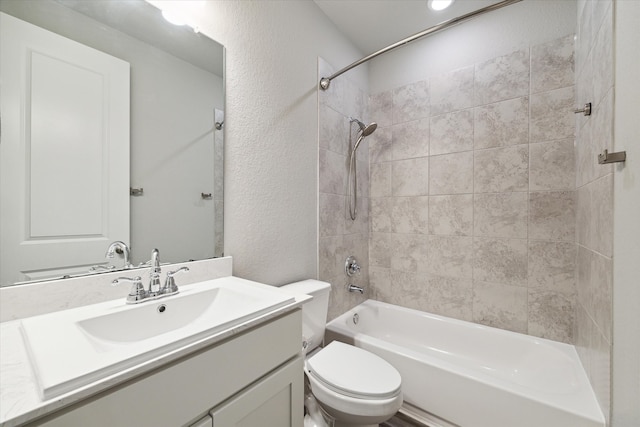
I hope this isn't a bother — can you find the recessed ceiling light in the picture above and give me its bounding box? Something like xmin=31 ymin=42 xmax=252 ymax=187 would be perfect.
xmin=428 ymin=0 xmax=455 ymax=11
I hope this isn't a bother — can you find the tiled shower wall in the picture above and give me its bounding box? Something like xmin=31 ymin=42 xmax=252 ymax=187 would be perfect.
xmin=574 ymin=0 xmax=614 ymax=422
xmin=318 ymin=58 xmax=370 ymax=321
xmin=367 ymin=35 xmax=577 ymax=343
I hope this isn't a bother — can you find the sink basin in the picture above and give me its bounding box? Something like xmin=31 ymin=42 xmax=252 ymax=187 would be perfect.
xmin=20 ymin=277 xmax=295 ymax=400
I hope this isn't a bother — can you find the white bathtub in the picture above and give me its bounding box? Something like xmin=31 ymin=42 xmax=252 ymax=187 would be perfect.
xmin=325 ymin=300 xmax=604 ymax=427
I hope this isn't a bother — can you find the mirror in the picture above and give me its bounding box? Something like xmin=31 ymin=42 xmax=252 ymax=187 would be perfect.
xmin=0 ymin=0 xmax=224 ymax=286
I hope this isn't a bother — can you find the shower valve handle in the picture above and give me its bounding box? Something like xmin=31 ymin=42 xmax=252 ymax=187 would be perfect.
xmin=345 ymin=256 xmax=361 ymax=277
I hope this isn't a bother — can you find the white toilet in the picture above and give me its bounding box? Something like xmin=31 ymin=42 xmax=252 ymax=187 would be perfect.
xmin=280 ymin=280 xmax=402 ymax=427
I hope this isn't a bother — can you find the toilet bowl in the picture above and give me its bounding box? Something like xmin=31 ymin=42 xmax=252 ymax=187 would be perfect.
xmin=279 ymin=280 xmax=402 ymax=427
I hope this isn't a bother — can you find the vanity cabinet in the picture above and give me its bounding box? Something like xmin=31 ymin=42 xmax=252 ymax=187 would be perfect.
xmin=211 ymin=355 xmax=302 ymax=426
xmin=25 ymin=310 xmax=303 ymax=427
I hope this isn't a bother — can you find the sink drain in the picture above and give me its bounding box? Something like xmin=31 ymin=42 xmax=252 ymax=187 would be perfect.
xmin=353 ymin=313 xmax=359 ymax=325
xmin=157 ymin=304 xmax=167 ymax=313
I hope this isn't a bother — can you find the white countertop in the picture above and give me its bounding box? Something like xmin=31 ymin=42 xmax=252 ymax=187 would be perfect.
xmin=0 ymin=291 xmax=307 ymax=427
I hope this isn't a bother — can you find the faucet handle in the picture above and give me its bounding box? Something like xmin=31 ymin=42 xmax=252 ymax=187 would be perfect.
xmin=112 ymin=276 xmax=146 ymax=304
xmin=162 ymin=267 xmax=189 ymax=295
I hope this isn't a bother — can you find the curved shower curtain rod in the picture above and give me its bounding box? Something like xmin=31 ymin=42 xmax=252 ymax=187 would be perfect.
xmin=319 ymin=0 xmax=523 ymax=91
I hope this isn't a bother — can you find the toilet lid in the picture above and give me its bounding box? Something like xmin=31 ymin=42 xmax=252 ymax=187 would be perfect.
xmin=306 ymin=341 xmax=401 ymax=399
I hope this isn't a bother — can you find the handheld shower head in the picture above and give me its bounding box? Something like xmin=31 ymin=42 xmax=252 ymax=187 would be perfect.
xmin=350 ymin=118 xmax=377 ymax=137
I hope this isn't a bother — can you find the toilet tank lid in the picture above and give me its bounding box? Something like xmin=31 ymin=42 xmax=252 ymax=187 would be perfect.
xmin=279 ymin=279 xmax=331 ymax=296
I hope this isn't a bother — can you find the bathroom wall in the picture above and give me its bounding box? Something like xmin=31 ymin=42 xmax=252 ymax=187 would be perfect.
xmin=154 ymin=0 xmax=368 ymax=286
xmin=0 ymin=1 xmax=366 ymax=319
xmin=611 ymin=1 xmax=640 ymax=424
xmin=318 ymin=58 xmax=370 ymax=321
xmin=367 ymin=34 xmax=576 ymax=342
xmin=574 ymin=0 xmax=615 ymax=422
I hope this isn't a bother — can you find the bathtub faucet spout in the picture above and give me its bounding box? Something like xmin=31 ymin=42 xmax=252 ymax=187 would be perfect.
xmin=348 ymin=284 xmax=364 ymax=294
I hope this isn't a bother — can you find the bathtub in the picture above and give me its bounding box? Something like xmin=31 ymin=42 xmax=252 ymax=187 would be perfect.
xmin=325 ymin=300 xmax=604 ymax=427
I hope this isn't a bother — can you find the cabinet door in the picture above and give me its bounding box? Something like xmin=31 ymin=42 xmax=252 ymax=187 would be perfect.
xmin=211 ymin=356 xmax=303 ymax=427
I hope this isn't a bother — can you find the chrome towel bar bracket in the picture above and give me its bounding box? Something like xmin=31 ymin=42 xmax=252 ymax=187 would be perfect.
xmin=598 ymin=149 xmax=626 ymax=164
xmin=574 ymin=102 xmax=592 ymax=116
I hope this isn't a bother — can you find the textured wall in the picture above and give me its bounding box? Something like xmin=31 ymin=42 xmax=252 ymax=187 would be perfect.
xmin=368 ymin=35 xmax=577 ymax=342
xmin=574 ymin=0 xmax=615 ymax=423
xmin=162 ymin=1 xmax=367 ymax=285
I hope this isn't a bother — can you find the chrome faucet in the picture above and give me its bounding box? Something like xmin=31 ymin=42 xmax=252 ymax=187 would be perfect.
xmin=149 ymin=248 xmax=162 ymax=296
xmin=105 ymin=241 xmax=131 ymax=269
xmin=112 ymin=248 xmax=189 ymax=304
xmin=348 ymin=284 xmax=364 ymax=294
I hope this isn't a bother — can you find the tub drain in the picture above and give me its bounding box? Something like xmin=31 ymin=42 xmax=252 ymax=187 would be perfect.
xmin=352 ymin=313 xmax=359 ymax=325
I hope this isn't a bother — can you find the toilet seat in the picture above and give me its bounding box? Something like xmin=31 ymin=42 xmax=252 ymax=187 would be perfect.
xmin=306 ymin=341 xmax=402 ymax=399
xmin=306 ymin=371 xmax=403 ymax=421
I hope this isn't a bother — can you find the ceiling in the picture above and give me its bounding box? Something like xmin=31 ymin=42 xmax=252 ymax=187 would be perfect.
xmin=313 ymin=0 xmax=508 ymax=54
xmin=55 ymin=0 xmax=224 ymax=77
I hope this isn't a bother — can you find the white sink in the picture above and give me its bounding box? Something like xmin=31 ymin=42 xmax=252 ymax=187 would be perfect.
xmin=20 ymin=277 xmax=295 ymax=400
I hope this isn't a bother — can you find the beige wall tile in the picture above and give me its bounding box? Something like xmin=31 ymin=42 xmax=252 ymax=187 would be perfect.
xmin=390 ymin=233 xmax=427 ymax=272
xmin=369 ymin=266 xmax=391 ymax=301
xmin=319 ymin=192 xmax=345 ymax=237
xmin=391 ymin=196 xmax=429 ymax=234
xmin=528 ymin=288 xmax=575 ymax=343
xmin=474 ymin=145 xmax=529 ymax=193
xmin=531 ymin=34 xmax=575 ymax=94
xmin=474 ymin=96 xmax=529 ymax=149
xmin=473 ymin=281 xmax=528 ymax=333
xmin=576 ymin=184 xmax=592 ymax=247
xmin=368 ymin=126 xmax=393 ymax=164
xmin=319 ymin=235 xmax=344 ymax=282
xmin=392 ymin=118 xmax=430 ymax=160
xmin=430 ymin=109 xmax=474 ymax=155
xmin=530 ymin=138 xmax=575 ymax=191
xmin=424 ymin=235 xmax=474 ymax=279
xmin=369 ymin=90 xmax=393 ymax=128
xmin=430 ymin=66 xmax=474 ymax=116
xmin=370 ymin=197 xmax=393 ymax=233
xmin=474 ymin=48 xmax=530 ymax=106
xmin=370 ymin=233 xmax=391 ymax=268
xmin=530 ymin=86 xmax=575 ymax=142
xmin=474 ymin=192 xmax=528 ymax=238
xmin=528 ymin=241 xmax=576 ymax=295
xmin=319 ymin=148 xmax=346 ymax=194
xmin=576 ymin=245 xmax=594 ymax=313
xmin=529 ymin=191 xmax=575 ymax=241
xmin=392 ymin=157 xmax=430 ymax=196
xmin=473 ymin=237 xmax=528 ymax=286
xmin=428 ymin=194 xmax=473 ymax=236
xmin=393 ymin=79 xmax=430 ymax=124
xmin=370 ymin=162 xmax=392 ymax=197
xmin=592 ymin=2 xmax=613 ymax=106
xmin=591 ymin=252 xmax=612 ymax=342
xmin=591 ymin=174 xmax=613 ymax=257
xmin=423 ymin=275 xmax=473 ymax=321
xmin=429 ymin=151 xmax=474 ymax=194
xmin=319 ymin=104 xmax=349 ymax=155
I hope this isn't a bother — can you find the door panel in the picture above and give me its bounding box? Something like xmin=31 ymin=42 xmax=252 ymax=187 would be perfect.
xmin=0 ymin=12 xmax=130 ymax=285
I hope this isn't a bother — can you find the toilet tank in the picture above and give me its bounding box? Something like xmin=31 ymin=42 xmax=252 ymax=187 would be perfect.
xmin=279 ymin=280 xmax=331 ymax=352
